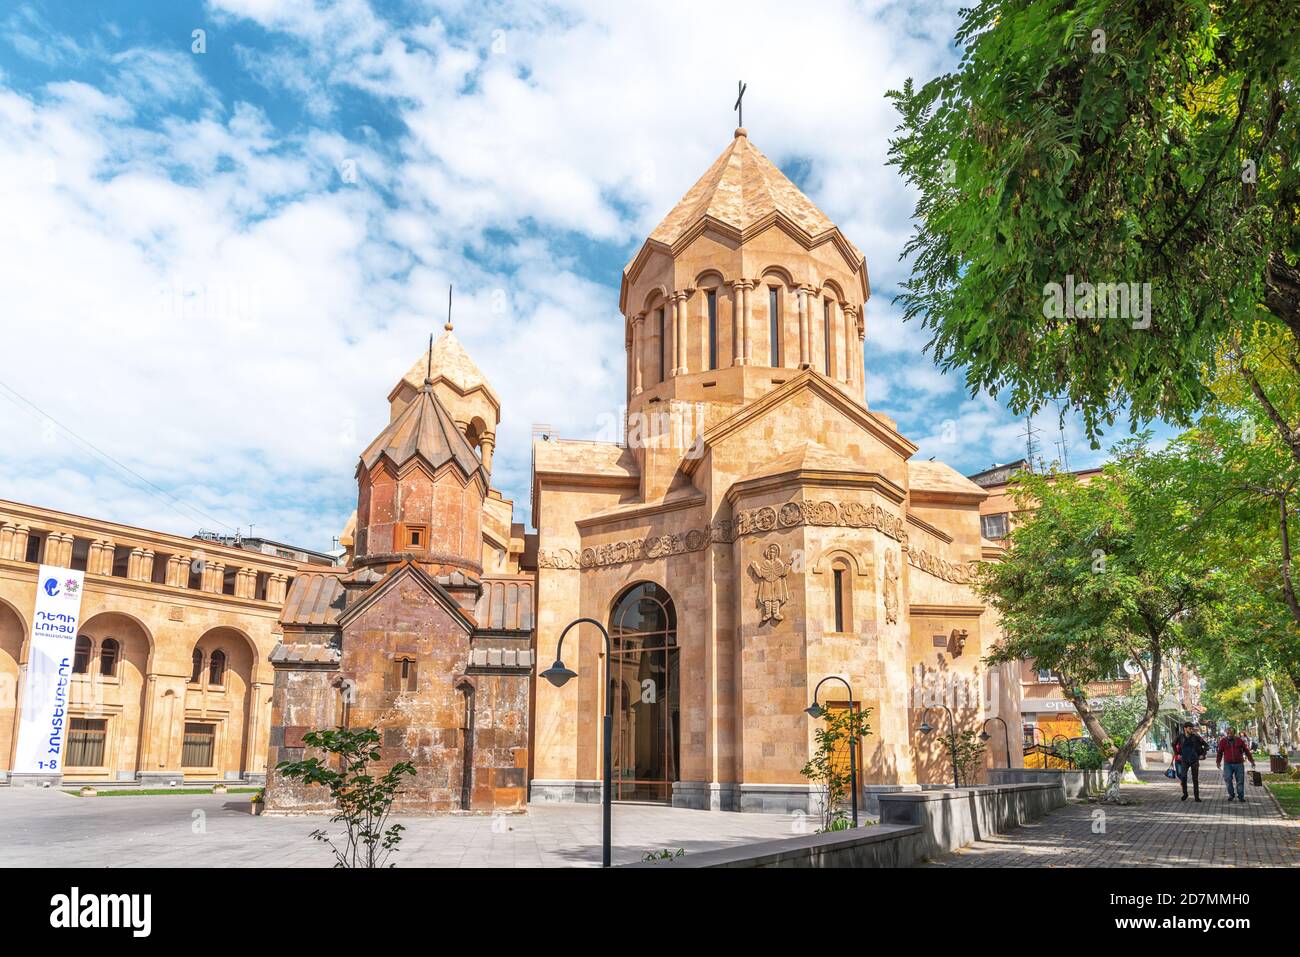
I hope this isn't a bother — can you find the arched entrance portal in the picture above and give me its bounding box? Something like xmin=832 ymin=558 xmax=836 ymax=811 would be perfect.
xmin=608 ymin=582 xmax=679 ymax=803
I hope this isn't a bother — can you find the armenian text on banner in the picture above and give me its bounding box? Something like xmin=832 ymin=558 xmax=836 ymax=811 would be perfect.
xmin=13 ymin=565 xmax=85 ymax=774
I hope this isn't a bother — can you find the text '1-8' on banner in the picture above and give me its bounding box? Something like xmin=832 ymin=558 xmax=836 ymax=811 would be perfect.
xmin=13 ymin=565 xmax=86 ymax=777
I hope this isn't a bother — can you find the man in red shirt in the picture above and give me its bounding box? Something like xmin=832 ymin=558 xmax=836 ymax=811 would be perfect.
xmin=1215 ymin=727 xmax=1256 ymax=802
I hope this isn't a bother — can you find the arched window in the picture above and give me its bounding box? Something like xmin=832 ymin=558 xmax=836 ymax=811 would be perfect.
xmin=99 ymin=637 xmax=120 ymax=677
xmin=706 ymin=289 xmax=719 ymax=370
xmin=189 ymin=649 xmax=203 ymax=684
xmin=208 ymin=649 xmax=226 ymax=686
xmin=830 ymin=559 xmax=852 ymax=633
xmin=608 ymin=582 xmax=679 ymax=803
xmin=73 ymin=636 xmax=92 ymax=675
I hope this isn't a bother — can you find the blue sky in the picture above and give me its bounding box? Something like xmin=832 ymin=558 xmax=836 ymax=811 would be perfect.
xmin=0 ymin=0 xmax=1169 ymax=550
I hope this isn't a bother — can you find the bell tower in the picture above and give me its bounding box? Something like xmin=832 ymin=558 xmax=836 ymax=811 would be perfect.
xmin=619 ymin=127 xmax=871 ymax=500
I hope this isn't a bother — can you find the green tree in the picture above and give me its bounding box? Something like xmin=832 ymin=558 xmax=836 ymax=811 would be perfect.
xmin=948 ymin=729 xmax=988 ymax=786
xmin=887 ymin=0 xmax=1300 ymax=460
xmin=275 ymin=727 xmax=417 ymax=868
xmin=799 ymin=707 xmax=873 ymax=831
xmin=978 ymin=441 xmax=1221 ymax=798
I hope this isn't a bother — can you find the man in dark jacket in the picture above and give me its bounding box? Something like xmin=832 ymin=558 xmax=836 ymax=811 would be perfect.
xmin=1173 ymin=722 xmax=1209 ymax=802
xmin=1215 ymin=727 xmax=1256 ymax=802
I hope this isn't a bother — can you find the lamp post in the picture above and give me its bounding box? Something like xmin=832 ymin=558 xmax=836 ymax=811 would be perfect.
xmin=980 ymin=716 xmax=1012 ymax=769
xmin=804 ymin=675 xmax=859 ymax=828
xmin=919 ymin=703 xmax=960 ymax=788
xmin=540 ymin=617 xmax=613 ymax=868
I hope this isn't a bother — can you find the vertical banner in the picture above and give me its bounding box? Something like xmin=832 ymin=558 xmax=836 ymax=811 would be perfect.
xmin=13 ymin=566 xmax=86 ymax=774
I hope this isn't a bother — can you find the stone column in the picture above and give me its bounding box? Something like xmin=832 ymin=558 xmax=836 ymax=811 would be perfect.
xmin=10 ymin=525 xmax=29 ymax=562
xmin=730 ymin=281 xmax=745 ymax=366
xmin=797 ymin=287 xmax=810 ymax=367
xmin=632 ymin=313 xmax=644 ymax=394
xmin=246 ymin=682 xmax=270 ymax=780
xmin=480 ymin=432 xmax=495 ymax=472
xmin=236 ymin=567 xmax=258 ymax=599
xmin=674 ymin=290 xmax=690 ymax=374
xmin=743 ymin=279 xmax=754 ymax=363
xmin=266 ymin=573 xmax=289 ymax=604
xmin=128 ymin=547 xmax=155 ymax=582
xmin=0 ymin=523 xmax=14 ymax=560
xmin=88 ymin=539 xmax=113 ymax=576
xmin=138 ymin=676 xmax=186 ymax=784
xmin=46 ymin=533 xmax=74 ymax=568
xmin=203 ymin=560 xmax=225 ymax=594
xmin=167 ymin=554 xmax=188 ymax=588
xmin=843 ymin=304 xmax=858 ymax=387
xmin=668 ymin=295 xmax=681 ymax=376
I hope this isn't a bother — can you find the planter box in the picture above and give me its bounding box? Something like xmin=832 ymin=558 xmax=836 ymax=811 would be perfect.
xmin=1270 ymin=755 xmax=1289 ymax=774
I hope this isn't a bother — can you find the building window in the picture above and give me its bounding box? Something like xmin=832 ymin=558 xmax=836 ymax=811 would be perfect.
xmin=208 ymin=649 xmax=226 ymax=686
xmin=181 ymin=722 xmax=216 ymax=767
xmin=189 ymin=650 xmax=203 ymax=684
xmin=769 ymin=287 xmax=781 ymax=366
xmin=823 ymin=298 xmax=832 ymax=375
xmin=981 ymin=513 xmax=1009 ymax=539
xmin=67 ymin=718 xmax=107 ymax=767
xmin=393 ymin=656 xmax=418 ymax=693
xmin=404 ymin=525 xmax=426 ymax=549
xmin=706 ymin=289 xmax=718 ymax=370
xmin=99 ymin=638 xmax=119 ymax=677
xmin=1037 ymin=668 xmax=1057 ymax=683
xmin=73 ymin=636 xmax=92 ymax=675
xmin=832 ymin=567 xmax=846 ymax=632
xmin=656 ymin=307 xmax=666 ymax=383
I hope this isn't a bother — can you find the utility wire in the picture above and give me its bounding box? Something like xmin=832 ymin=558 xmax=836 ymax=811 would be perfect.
xmin=0 ymin=378 xmax=241 ymax=535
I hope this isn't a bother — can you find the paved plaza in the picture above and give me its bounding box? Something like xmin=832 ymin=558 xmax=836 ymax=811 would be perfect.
xmin=927 ymin=771 xmax=1300 ymax=868
xmin=0 ymin=788 xmax=800 ymax=867
xmin=3 ymin=768 xmax=1297 ymax=867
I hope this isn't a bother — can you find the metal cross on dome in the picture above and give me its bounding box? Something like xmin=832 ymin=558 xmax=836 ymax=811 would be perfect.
xmin=734 ymin=80 xmax=747 ymax=128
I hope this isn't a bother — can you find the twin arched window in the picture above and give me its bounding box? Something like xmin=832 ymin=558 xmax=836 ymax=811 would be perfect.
xmin=72 ymin=636 xmax=120 ymax=677
xmin=190 ymin=648 xmax=226 ymax=686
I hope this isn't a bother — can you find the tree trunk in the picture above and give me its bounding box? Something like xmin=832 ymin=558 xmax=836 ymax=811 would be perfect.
xmin=1059 ymin=675 xmax=1110 ymax=747
xmin=1100 ymin=652 xmax=1163 ymax=802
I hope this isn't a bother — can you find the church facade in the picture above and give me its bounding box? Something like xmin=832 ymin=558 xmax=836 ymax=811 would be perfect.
xmin=529 ymin=128 xmax=1020 ymax=812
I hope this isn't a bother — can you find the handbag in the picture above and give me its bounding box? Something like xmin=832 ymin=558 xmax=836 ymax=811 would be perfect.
xmin=1164 ymin=766 xmax=1177 ymax=779
xmin=1249 ymin=769 xmax=1263 ymax=787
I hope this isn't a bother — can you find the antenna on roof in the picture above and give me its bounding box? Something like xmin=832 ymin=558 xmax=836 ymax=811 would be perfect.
xmin=1053 ymin=398 xmax=1071 ymax=472
xmin=1020 ymin=416 xmax=1042 ymax=473
xmin=733 ymin=80 xmax=747 ymax=130
xmin=445 ymin=283 xmax=454 ymax=332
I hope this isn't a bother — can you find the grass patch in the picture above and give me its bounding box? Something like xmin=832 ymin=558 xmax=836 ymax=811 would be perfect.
xmin=65 ymin=787 xmax=259 ymax=797
xmin=1264 ymin=781 xmax=1300 ymax=818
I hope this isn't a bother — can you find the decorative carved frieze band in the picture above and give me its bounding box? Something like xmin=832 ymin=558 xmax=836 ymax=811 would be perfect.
xmin=539 ymin=498 xmax=912 ymax=572
xmin=907 ymin=547 xmax=978 ymax=585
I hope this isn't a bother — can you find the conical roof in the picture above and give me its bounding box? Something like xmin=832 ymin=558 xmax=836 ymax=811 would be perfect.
xmin=360 ymin=380 xmax=483 ymax=478
xmin=397 ymin=330 xmax=500 ymax=409
xmin=642 ymin=129 xmax=862 ymax=262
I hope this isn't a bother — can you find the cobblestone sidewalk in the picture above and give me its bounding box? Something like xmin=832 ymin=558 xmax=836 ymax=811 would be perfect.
xmin=926 ymin=768 xmax=1300 ymax=867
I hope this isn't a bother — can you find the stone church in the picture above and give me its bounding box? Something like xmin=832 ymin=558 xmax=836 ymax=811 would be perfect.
xmin=264 ymin=126 xmax=1017 ymax=815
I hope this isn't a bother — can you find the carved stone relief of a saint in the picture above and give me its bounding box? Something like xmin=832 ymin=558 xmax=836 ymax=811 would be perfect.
xmin=883 ymin=549 xmax=899 ymax=625
xmin=749 ymin=543 xmax=791 ymax=623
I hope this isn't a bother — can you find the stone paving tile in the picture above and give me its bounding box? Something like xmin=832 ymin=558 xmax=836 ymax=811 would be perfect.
xmin=925 ymin=770 xmax=1300 ymax=868
xmin=0 ymin=788 xmax=799 ymax=868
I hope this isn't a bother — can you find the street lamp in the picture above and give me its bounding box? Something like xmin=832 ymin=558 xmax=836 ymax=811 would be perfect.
xmin=919 ymin=703 xmax=960 ymax=788
xmin=805 ymin=675 xmax=859 ymax=828
xmin=980 ymin=716 xmax=1012 ymax=769
xmin=540 ymin=617 xmax=613 ymax=868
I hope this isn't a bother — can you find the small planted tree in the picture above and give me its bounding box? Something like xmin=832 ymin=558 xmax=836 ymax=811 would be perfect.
xmin=276 ymin=727 xmax=417 ymax=868
xmin=947 ymin=729 xmax=987 ymax=787
xmin=800 ymin=707 xmax=872 ymax=832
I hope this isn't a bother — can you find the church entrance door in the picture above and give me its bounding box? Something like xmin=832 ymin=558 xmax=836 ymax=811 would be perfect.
xmin=608 ymin=583 xmax=680 ymax=804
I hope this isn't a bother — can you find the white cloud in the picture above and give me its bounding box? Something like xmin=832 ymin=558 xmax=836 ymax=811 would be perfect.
xmin=8 ymin=0 xmax=1105 ymax=552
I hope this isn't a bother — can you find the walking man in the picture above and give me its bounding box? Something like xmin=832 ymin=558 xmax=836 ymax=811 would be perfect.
xmin=1173 ymin=722 xmax=1208 ymax=802
xmin=1216 ymin=726 xmax=1256 ymax=803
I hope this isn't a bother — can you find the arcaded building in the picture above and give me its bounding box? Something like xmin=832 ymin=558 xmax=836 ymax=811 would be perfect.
xmin=529 ymin=129 xmax=1020 ymax=812
xmin=0 ymin=501 xmax=300 ymax=785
